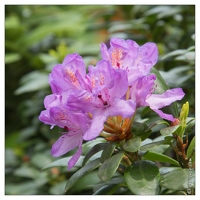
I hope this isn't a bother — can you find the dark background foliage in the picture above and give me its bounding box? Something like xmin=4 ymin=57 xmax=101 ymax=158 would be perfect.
xmin=5 ymin=5 xmax=195 ymax=194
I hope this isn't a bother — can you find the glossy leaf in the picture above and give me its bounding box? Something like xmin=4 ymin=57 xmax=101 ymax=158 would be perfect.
xmin=93 ymin=184 xmax=121 ymax=195
xmin=98 ymin=152 xmax=124 ymax=182
xmin=100 ymin=142 xmax=116 ymax=163
xmin=82 ymin=143 xmax=109 ymax=166
xmin=42 ymin=156 xmax=84 ymax=170
xmin=122 ymin=136 xmax=141 ymax=152
xmin=131 ymin=122 xmax=152 ymax=141
xmin=187 ymin=136 xmax=195 ymax=163
xmin=185 ymin=118 xmax=195 ymax=135
xmin=65 ymin=158 xmax=101 ymax=192
xmin=160 ymin=125 xmax=181 ymax=136
xmin=160 ymin=168 xmax=195 ymax=190
xmin=69 ymin=171 xmax=100 ymax=194
xmin=140 ymin=140 xmax=165 ymax=151
xmin=124 ymin=160 xmax=160 ymax=195
xmin=143 ymin=151 xmax=179 ymax=166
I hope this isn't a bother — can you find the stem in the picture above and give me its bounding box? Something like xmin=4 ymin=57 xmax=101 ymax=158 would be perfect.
xmin=173 ymin=135 xmax=190 ymax=168
xmin=122 ymin=155 xmax=132 ymax=166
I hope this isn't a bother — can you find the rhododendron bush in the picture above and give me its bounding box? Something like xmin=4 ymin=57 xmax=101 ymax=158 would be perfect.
xmin=5 ymin=5 xmax=195 ymax=195
xmin=39 ymin=38 xmax=195 ymax=195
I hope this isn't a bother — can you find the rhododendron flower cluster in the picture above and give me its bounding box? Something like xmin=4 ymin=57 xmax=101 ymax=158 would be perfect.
xmin=39 ymin=38 xmax=185 ymax=169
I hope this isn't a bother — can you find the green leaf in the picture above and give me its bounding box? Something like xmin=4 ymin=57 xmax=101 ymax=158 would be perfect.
xmin=124 ymin=160 xmax=160 ymax=195
xmin=159 ymin=166 xmax=180 ymax=175
xmin=93 ymin=184 xmax=118 ymax=195
xmin=131 ymin=122 xmax=152 ymax=140
xmin=187 ymin=136 xmax=195 ymax=163
xmin=100 ymin=142 xmax=116 ymax=163
xmin=151 ymin=67 xmax=178 ymax=117
xmin=14 ymin=166 xmax=39 ymax=179
xmin=93 ymin=183 xmax=125 ymax=195
xmin=122 ymin=136 xmax=141 ymax=152
xmin=143 ymin=151 xmax=179 ymax=166
xmin=151 ymin=67 xmax=169 ymax=93
xmin=49 ymin=181 xmax=66 ymax=195
xmin=180 ymin=102 xmax=189 ymax=127
xmin=65 ymin=158 xmax=101 ymax=192
xmin=42 ymin=156 xmax=84 ymax=170
xmin=5 ymin=182 xmax=38 ymax=195
xmin=161 ymin=49 xmax=187 ymax=60
xmin=69 ymin=171 xmax=100 ymax=194
xmin=5 ymin=53 xmax=22 ymax=64
xmin=82 ymin=137 xmax=106 ymax=155
xmin=14 ymin=71 xmax=49 ymax=95
xmin=82 ymin=143 xmax=108 ymax=166
xmin=185 ymin=118 xmax=195 ymax=135
xmin=98 ymin=152 xmax=124 ymax=182
xmin=160 ymin=125 xmax=181 ymax=136
xmin=140 ymin=140 xmax=165 ymax=151
xmin=160 ymin=168 xmax=195 ymax=190
xmin=31 ymin=153 xmax=52 ymax=169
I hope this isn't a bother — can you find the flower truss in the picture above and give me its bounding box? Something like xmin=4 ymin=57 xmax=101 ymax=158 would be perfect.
xmin=39 ymin=38 xmax=185 ymax=171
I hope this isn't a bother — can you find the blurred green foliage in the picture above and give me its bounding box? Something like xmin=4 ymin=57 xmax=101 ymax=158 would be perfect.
xmin=5 ymin=5 xmax=195 ymax=195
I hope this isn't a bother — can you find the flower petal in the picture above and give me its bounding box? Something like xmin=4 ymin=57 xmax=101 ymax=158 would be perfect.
xmin=150 ymin=108 xmax=175 ymax=121
xmin=146 ymin=88 xmax=185 ymax=121
xmin=68 ymin=144 xmax=82 ymax=170
xmin=83 ymin=98 xmax=136 ymax=141
xmin=49 ymin=64 xmax=71 ymax=93
xmin=83 ymin=109 xmax=108 ymax=140
xmin=109 ymin=98 xmax=136 ymax=118
xmin=51 ymin=132 xmax=82 ymax=157
xmin=131 ymin=74 xmax=156 ymax=107
xmin=38 ymin=110 xmax=56 ymax=128
xmin=146 ymin=88 xmax=185 ymax=109
xmin=136 ymin=42 xmax=158 ymax=66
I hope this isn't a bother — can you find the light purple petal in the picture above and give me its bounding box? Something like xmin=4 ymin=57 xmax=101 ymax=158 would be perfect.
xmin=83 ymin=109 xmax=108 ymax=140
xmin=108 ymin=68 xmax=129 ymax=98
xmin=67 ymin=90 xmax=96 ymax=113
xmin=146 ymin=88 xmax=185 ymax=121
xmin=151 ymin=108 xmax=175 ymax=121
xmin=44 ymin=94 xmax=61 ymax=109
xmin=49 ymin=107 xmax=69 ymax=128
xmin=83 ymin=98 xmax=136 ymax=141
xmin=49 ymin=64 xmax=71 ymax=93
xmin=62 ymin=53 xmax=86 ymax=84
xmin=110 ymin=38 xmax=128 ymax=50
xmin=88 ymin=60 xmax=113 ymax=89
xmin=51 ymin=132 xmax=82 ymax=157
xmin=146 ymin=88 xmax=185 ymax=109
xmin=109 ymin=98 xmax=136 ymax=118
xmin=68 ymin=144 xmax=82 ymax=170
xmin=137 ymin=42 xmax=158 ymax=66
xmin=38 ymin=110 xmax=56 ymax=128
xmin=131 ymin=74 xmax=156 ymax=107
xmin=100 ymin=43 xmax=110 ymax=61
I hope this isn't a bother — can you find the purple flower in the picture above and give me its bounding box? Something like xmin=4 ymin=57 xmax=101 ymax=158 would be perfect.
xmin=39 ymin=92 xmax=91 ymax=169
xmin=39 ymin=37 xmax=186 ymax=170
xmin=130 ymin=74 xmax=185 ymax=121
xmin=100 ymin=38 xmax=158 ymax=84
xmin=67 ymin=60 xmax=136 ymax=140
xmin=49 ymin=53 xmax=91 ymax=94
